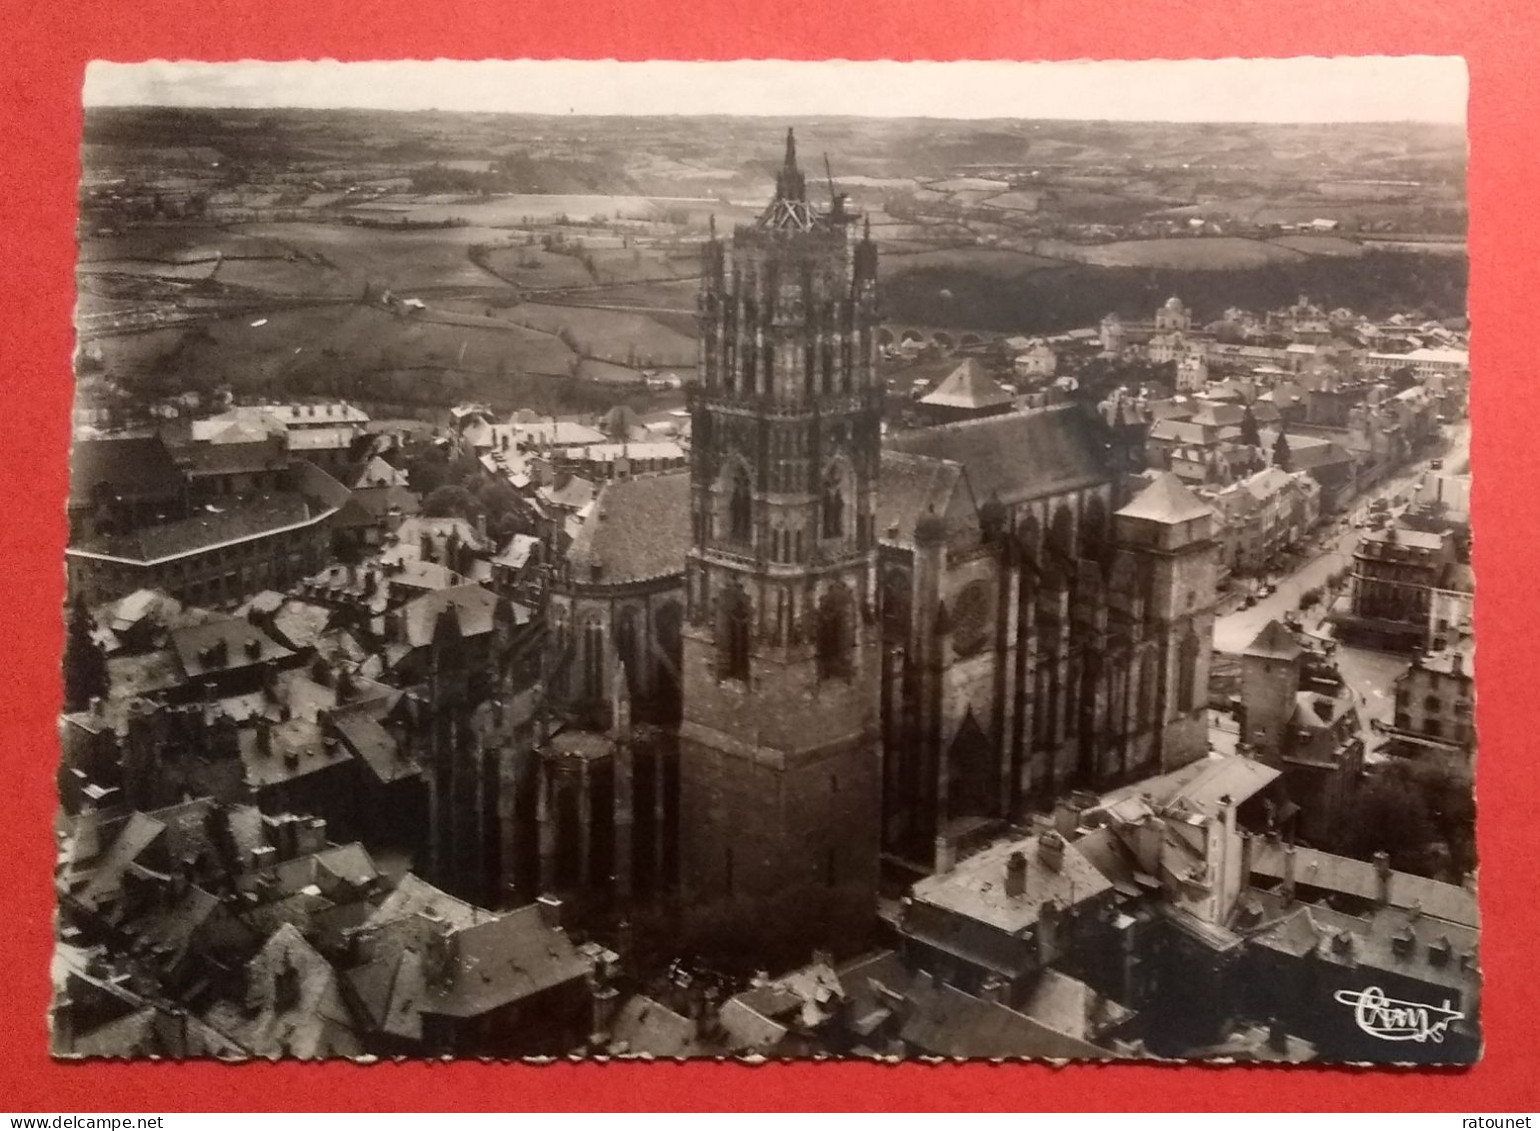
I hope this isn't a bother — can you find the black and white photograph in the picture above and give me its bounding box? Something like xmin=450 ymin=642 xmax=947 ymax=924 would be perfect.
xmin=54 ymin=57 xmax=1476 ymax=1063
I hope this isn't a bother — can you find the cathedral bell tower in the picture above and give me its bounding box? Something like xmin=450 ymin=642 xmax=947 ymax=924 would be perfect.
xmin=679 ymin=129 xmax=884 ymax=905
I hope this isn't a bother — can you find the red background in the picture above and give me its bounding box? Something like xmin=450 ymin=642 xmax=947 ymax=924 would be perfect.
xmin=4 ymin=0 xmax=1538 ymax=1111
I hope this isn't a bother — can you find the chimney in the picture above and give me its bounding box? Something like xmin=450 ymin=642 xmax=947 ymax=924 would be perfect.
xmin=256 ymin=717 xmax=273 ymax=756
xmin=1037 ymin=831 xmax=1065 ymax=874
xmin=536 ymin=893 xmax=564 ymax=929
xmin=1003 ymin=850 xmax=1029 ymax=898
xmin=978 ymin=975 xmax=1006 ymax=1005
xmin=1281 ymin=843 xmax=1298 ymax=905
xmin=245 ymin=636 xmax=262 ymax=661
xmin=1373 ymin=850 xmax=1392 ymax=905
xmin=932 ymin=834 xmax=956 ymax=876
xmin=1267 ymin=1018 xmax=1289 ymax=1054
xmin=476 ymin=513 xmax=488 ymax=543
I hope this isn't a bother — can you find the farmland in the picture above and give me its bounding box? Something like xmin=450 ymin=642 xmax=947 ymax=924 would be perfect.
xmin=74 ymin=107 xmax=1467 ymax=418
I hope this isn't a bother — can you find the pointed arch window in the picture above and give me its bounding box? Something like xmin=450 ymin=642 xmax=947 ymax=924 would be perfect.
xmin=720 ymin=585 xmax=752 ymax=682
xmin=816 ymin=584 xmax=855 ymax=681
xmin=728 ymin=465 xmax=753 ymax=544
xmin=822 ymin=463 xmax=847 ymax=540
xmin=583 ymin=620 xmax=605 ymax=700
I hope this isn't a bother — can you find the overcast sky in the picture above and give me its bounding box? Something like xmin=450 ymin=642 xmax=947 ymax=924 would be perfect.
xmin=83 ymin=58 xmax=1467 ymax=124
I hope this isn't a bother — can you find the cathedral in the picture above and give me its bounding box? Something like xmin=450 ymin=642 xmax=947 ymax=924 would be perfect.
xmin=538 ymin=130 xmax=1219 ymax=916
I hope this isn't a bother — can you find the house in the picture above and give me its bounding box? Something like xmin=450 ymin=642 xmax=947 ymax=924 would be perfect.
xmin=1240 ymin=621 xmax=1364 ymax=841
xmin=916 ymin=359 xmax=1015 ymax=425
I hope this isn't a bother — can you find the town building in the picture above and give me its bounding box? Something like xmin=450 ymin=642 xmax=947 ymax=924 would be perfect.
xmin=1239 ymin=622 xmax=1364 ymax=841
xmin=1339 ymin=524 xmax=1460 ymax=650
xmin=1388 ymin=642 xmax=1476 ymax=759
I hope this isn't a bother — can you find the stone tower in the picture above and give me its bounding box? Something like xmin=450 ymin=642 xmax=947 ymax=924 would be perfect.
xmin=678 ymin=129 xmax=884 ymax=904
xmin=1109 ymin=472 xmax=1218 ymax=775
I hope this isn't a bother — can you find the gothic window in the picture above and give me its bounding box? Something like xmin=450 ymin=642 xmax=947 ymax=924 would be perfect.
xmin=583 ymin=620 xmax=605 ymax=700
xmin=1177 ymin=629 xmax=1201 ymax=713
xmin=1080 ymin=495 xmax=1109 ymax=565
xmin=1138 ymin=649 xmax=1159 ymax=728
xmin=616 ymin=607 xmax=642 ymax=698
xmin=720 ymin=585 xmax=752 ymax=683
xmin=951 ymin=580 xmax=993 ymax=657
xmin=1049 ymin=503 xmax=1076 ymax=573
xmin=881 ymin=566 xmax=912 ymax=641
xmin=822 ymin=463 xmax=847 ymax=539
xmin=816 ymin=584 xmax=855 ymax=681
xmin=728 ymin=465 xmax=752 ymax=544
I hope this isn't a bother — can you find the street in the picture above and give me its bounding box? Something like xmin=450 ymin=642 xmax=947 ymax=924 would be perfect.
xmin=1212 ymin=419 xmax=1471 ymax=747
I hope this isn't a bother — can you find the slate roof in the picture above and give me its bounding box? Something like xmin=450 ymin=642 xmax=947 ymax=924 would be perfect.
xmin=1248 ymin=841 xmax=1478 ymax=929
xmin=1245 ymin=620 xmax=1304 ymax=662
xmin=876 ymin=452 xmax=970 ymax=547
xmin=1116 ymin=473 xmax=1212 ymax=525
xmin=329 ymin=709 xmax=417 ymax=785
xmin=69 ymin=434 xmax=185 ymax=508
xmin=1163 ymin=756 xmax=1280 ymax=818
xmin=238 ymin=718 xmax=351 ymax=791
xmin=899 ymin=979 xmax=1109 ymax=1060
xmin=170 ymin=618 xmax=292 ymax=679
xmin=884 ymin=405 xmax=1108 ymax=508
xmin=72 ymin=496 xmax=322 ymax=564
xmin=608 ymin=995 xmax=699 ymax=1058
xmin=420 ymin=904 xmax=593 ymax=1019
xmin=366 ymin=873 xmax=495 ymax=932
xmin=919 ymin=359 xmax=1014 ymax=410
xmin=180 ymin=436 xmax=288 ymax=478
xmin=343 ymin=485 xmax=421 ymax=522
xmin=566 ymin=470 xmax=691 ymax=585
xmin=399 ymin=584 xmax=499 ymax=649
xmin=910 ymin=833 xmax=1112 ymax=935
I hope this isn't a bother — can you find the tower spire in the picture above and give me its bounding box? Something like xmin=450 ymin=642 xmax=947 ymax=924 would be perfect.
xmin=784 ymin=127 xmax=797 ymax=172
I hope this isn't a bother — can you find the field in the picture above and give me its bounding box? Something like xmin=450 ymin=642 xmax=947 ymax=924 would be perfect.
xmin=1268 ymin=234 xmax=1369 ymax=258
xmin=1048 ymin=237 xmax=1307 ymax=270
xmin=883 ymin=246 xmax=1069 ymax=277
xmin=502 ymin=302 xmax=696 ymax=368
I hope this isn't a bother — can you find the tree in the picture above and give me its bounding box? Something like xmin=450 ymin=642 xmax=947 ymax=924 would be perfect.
xmin=1331 ymin=759 xmax=1475 ymax=881
xmin=62 ymin=594 xmax=109 ymax=712
xmin=1272 ymin=429 xmax=1293 ymax=471
xmin=423 ymin=484 xmax=482 ymax=520
xmin=1239 ymin=405 xmax=1262 ymax=448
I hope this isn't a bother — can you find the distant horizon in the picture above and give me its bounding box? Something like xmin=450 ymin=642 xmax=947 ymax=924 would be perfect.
xmin=83 ymin=59 xmax=1468 ymax=126
xmin=86 ymin=105 xmax=1467 ymax=130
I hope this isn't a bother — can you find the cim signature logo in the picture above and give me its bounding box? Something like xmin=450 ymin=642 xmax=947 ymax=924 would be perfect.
xmin=1334 ymin=986 xmax=1465 ymax=1043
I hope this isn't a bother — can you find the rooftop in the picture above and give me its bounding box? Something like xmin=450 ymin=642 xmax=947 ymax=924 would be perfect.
xmin=71 ymin=495 xmax=328 ymax=565
xmin=919 ymin=359 xmax=1015 ymax=410
xmin=1116 ymin=472 xmax=1212 ymax=525
xmin=565 ymin=470 xmax=691 ymax=585
xmin=911 ymin=833 xmax=1112 ymax=935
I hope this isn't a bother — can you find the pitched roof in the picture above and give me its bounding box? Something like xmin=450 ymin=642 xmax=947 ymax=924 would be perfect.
xmin=1248 ymin=841 xmax=1478 ymax=929
xmin=170 ymin=617 xmax=292 ymax=679
xmin=1115 ymin=472 xmax=1211 ymax=525
xmin=1245 ymin=620 xmax=1304 ymax=662
xmin=71 ymin=495 xmax=323 ymax=565
xmin=399 ymin=584 xmax=499 ymax=649
xmin=911 ymin=833 xmax=1112 ymax=935
xmin=919 ymin=359 xmax=1014 ymax=410
xmin=421 ymin=904 xmax=593 ymax=1019
xmin=179 ymin=436 xmax=289 ymax=478
xmin=566 ymin=470 xmax=691 ymax=585
xmin=899 ymin=979 xmax=1109 ymax=1060
xmin=69 ymin=434 xmax=184 ymax=507
xmin=885 ymin=405 xmax=1108 ymax=508
xmin=608 ymin=995 xmax=699 ymax=1058
xmin=329 ymin=709 xmax=417 ymax=784
xmin=876 ymin=452 xmax=970 ymax=547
